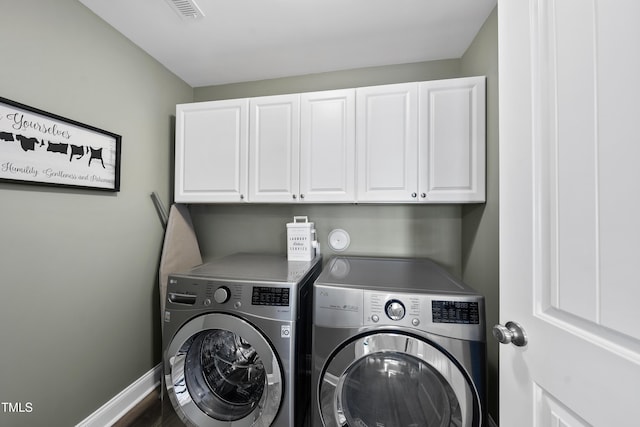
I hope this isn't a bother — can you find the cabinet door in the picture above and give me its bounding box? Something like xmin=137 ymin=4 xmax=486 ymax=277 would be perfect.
xmin=249 ymin=94 xmax=300 ymax=202
xmin=300 ymin=89 xmax=355 ymax=202
xmin=175 ymin=99 xmax=248 ymax=203
xmin=356 ymin=83 xmax=419 ymax=202
xmin=418 ymin=77 xmax=485 ymax=202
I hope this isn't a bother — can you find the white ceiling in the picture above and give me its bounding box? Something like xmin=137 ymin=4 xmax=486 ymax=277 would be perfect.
xmin=78 ymin=0 xmax=496 ymax=88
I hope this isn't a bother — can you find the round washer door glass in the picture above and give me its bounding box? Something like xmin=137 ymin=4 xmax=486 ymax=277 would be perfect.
xmin=319 ymin=333 xmax=478 ymax=427
xmin=166 ymin=313 xmax=283 ymax=427
xmin=185 ymin=329 xmax=266 ymax=420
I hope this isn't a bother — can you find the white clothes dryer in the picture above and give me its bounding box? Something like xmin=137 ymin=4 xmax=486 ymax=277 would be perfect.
xmin=163 ymin=253 xmax=321 ymax=427
xmin=312 ymin=256 xmax=487 ymax=427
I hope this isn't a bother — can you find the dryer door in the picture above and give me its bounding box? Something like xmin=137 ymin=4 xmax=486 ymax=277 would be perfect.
xmin=166 ymin=313 xmax=283 ymax=427
xmin=318 ymin=332 xmax=480 ymax=427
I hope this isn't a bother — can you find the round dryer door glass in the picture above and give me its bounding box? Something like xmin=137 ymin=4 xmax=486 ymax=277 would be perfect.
xmin=320 ymin=332 xmax=477 ymax=427
xmin=338 ymin=352 xmax=460 ymax=427
xmin=184 ymin=329 xmax=266 ymax=421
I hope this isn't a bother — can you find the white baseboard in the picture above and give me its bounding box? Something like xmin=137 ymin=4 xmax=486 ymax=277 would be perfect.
xmin=76 ymin=364 xmax=162 ymax=427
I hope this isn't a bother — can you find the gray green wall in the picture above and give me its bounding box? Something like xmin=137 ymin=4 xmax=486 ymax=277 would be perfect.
xmin=191 ymin=204 xmax=464 ymax=274
xmin=191 ymin=7 xmax=499 ymax=422
xmin=194 ymin=59 xmax=461 ymax=101
xmin=461 ymin=7 xmax=500 ymax=421
xmin=0 ymin=1 xmax=192 ymax=426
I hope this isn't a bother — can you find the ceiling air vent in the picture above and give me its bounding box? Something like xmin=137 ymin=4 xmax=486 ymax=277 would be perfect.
xmin=165 ymin=0 xmax=205 ymax=20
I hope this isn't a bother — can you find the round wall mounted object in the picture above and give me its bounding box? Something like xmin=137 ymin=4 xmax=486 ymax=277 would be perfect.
xmin=328 ymin=229 xmax=350 ymax=252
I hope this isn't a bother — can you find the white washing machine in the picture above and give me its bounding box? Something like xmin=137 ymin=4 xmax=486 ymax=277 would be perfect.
xmin=312 ymin=256 xmax=487 ymax=427
xmin=163 ymin=253 xmax=322 ymax=427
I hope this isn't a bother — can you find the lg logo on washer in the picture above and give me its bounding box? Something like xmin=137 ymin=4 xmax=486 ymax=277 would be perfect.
xmin=1 ymin=402 xmax=33 ymax=413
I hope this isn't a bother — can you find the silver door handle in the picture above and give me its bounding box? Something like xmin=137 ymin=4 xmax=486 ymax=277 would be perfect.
xmin=493 ymin=321 xmax=528 ymax=347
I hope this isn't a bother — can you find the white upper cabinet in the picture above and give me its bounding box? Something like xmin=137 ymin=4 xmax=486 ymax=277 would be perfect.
xmin=175 ymin=76 xmax=485 ymax=204
xmin=356 ymin=77 xmax=485 ymax=203
xmin=248 ymin=94 xmax=300 ymax=202
xmin=175 ymin=99 xmax=248 ymax=203
xmin=300 ymin=89 xmax=356 ymax=202
xmin=356 ymin=83 xmax=419 ymax=202
xmin=419 ymin=76 xmax=485 ymax=202
xmin=249 ymin=90 xmax=356 ymax=203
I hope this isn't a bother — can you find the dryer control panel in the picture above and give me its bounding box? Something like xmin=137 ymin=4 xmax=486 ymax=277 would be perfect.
xmin=431 ymin=300 xmax=480 ymax=324
xmin=366 ymin=292 xmax=421 ymax=328
xmin=313 ymin=285 xmax=485 ymax=342
xmin=363 ymin=291 xmax=485 ymax=341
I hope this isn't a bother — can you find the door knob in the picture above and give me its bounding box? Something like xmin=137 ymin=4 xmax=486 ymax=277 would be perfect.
xmin=492 ymin=321 xmax=528 ymax=347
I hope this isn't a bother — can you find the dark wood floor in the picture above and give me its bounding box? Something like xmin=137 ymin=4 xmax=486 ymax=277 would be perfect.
xmin=115 ymin=388 xmax=311 ymax=427
xmin=113 ymin=388 xmax=184 ymax=427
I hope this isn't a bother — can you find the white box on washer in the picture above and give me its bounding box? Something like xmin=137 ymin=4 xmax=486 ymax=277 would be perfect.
xmin=286 ymin=216 xmax=317 ymax=261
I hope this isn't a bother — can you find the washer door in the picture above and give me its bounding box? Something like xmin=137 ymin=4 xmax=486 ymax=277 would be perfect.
xmin=166 ymin=313 xmax=283 ymax=427
xmin=318 ymin=332 xmax=479 ymax=427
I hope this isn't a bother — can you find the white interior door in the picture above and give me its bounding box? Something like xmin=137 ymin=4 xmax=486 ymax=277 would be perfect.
xmin=498 ymin=1 xmax=640 ymax=426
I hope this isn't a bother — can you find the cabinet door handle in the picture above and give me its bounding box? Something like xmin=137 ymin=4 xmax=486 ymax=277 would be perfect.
xmin=300 ymin=194 xmax=305 ymax=199
xmin=411 ymin=192 xmax=417 ymax=198
xmin=420 ymin=193 xmax=426 ymax=198
xmin=292 ymin=194 xmax=297 ymax=199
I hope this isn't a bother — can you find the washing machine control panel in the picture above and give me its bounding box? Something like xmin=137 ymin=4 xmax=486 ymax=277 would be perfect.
xmin=251 ymin=286 xmax=290 ymax=306
xmin=166 ymin=276 xmax=299 ymax=321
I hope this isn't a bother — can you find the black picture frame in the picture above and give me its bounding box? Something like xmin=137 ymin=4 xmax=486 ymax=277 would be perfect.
xmin=0 ymin=96 xmax=121 ymax=192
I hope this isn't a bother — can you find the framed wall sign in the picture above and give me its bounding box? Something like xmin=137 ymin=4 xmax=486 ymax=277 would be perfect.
xmin=0 ymin=96 xmax=121 ymax=192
